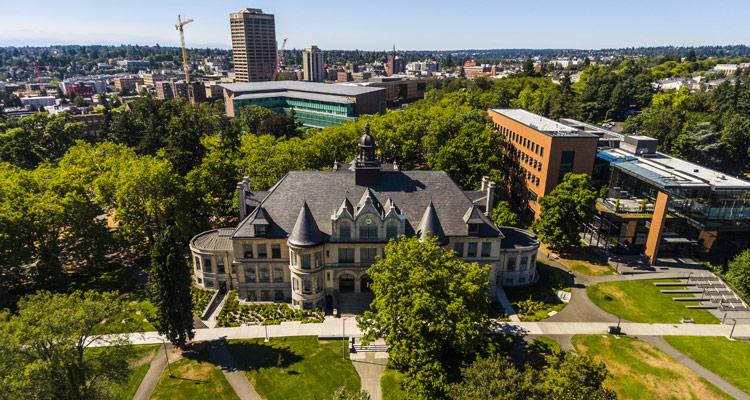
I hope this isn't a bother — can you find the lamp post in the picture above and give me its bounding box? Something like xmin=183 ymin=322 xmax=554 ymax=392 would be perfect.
xmin=162 ymin=338 xmax=173 ymax=378
xmin=342 ymin=316 xmax=350 ymax=360
xmin=264 ymin=325 xmax=269 ymax=342
xmin=730 ymin=319 xmax=738 ymax=339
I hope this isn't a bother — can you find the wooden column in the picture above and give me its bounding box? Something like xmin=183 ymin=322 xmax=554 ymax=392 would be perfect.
xmin=644 ymin=192 xmax=669 ymax=265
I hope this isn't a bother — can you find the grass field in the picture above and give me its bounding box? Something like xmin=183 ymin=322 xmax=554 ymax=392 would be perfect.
xmin=665 ymin=336 xmax=750 ymax=394
xmin=228 ymin=336 xmax=360 ymax=400
xmin=381 ymin=369 xmax=408 ymax=400
xmin=93 ymin=344 xmax=160 ymax=400
xmin=506 ymin=262 xmax=571 ymax=321
xmin=541 ymin=243 xmax=614 ymax=276
xmin=573 ymin=335 xmax=730 ymax=400
xmin=150 ymin=349 xmax=238 ymax=400
xmin=587 ymin=279 xmax=720 ymax=324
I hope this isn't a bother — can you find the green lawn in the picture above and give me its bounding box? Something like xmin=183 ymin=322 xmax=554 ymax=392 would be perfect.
xmin=381 ymin=369 xmax=408 ymax=400
xmin=109 ymin=345 xmax=160 ymax=400
xmin=542 ymin=243 xmax=614 ymax=276
xmin=506 ymin=262 xmax=571 ymax=321
xmin=228 ymin=336 xmax=360 ymax=400
xmin=587 ymin=279 xmax=720 ymax=324
xmin=150 ymin=350 xmax=238 ymax=400
xmin=573 ymin=335 xmax=731 ymax=400
xmin=665 ymin=336 xmax=750 ymax=394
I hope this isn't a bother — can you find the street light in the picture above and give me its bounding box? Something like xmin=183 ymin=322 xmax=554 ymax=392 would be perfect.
xmin=264 ymin=325 xmax=269 ymax=343
xmin=730 ymin=319 xmax=738 ymax=339
xmin=162 ymin=338 xmax=173 ymax=378
xmin=342 ymin=316 xmax=350 ymax=360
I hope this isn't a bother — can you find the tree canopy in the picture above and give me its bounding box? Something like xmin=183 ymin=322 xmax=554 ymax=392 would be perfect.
xmin=357 ymin=237 xmax=490 ymax=398
xmin=533 ymin=173 xmax=597 ymax=252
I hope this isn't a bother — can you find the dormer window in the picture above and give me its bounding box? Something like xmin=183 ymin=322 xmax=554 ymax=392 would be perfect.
xmin=360 ymin=223 xmax=378 ymax=240
xmin=255 ymin=224 xmax=267 ymax=235
xmin=340 ymin=223 xmax=351 ymax=240
xmin=468 ymin=223 xmax=480 ymax=234
xmin=386 ymin=223 xmax=398 ymax=239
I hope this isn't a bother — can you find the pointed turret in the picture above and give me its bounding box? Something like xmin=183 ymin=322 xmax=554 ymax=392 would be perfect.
xmin=288 ymin=201 xmax=324 ymax=247
xmin=417 ymin=201 xmax=446 ymax=245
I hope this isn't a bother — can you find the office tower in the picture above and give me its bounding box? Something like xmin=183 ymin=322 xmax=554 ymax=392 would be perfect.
xmin=229 ymin=8 xmax=277 ymax=82
xmin=303 ymin=45 xmax=325 ymax=82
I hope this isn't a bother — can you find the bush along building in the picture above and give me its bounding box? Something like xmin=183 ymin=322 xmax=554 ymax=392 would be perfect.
xmin=190 ymin=124 xmax=539 ymax=311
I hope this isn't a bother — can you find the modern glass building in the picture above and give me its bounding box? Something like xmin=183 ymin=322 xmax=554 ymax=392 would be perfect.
xmin=220 ymin=81 xmax=387 ymax=128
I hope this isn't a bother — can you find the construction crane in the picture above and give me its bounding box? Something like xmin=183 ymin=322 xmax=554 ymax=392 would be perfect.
xmin=175 ymin=14 xmax=195 ymax=103
xmin=271 ymin=38 xmax=288 ymax=81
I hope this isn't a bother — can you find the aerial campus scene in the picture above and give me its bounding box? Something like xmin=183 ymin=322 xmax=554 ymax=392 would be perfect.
xmin=2 ymin=1 xmax=750 ymax=399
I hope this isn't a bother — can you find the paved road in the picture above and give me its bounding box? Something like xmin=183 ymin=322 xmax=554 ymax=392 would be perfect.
xmin=642 ymin=336 xmax=750 ymax=400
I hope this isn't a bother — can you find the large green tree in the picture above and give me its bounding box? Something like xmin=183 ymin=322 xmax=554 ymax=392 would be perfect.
xmin=726 ymin=249 xmax=750 ymax=301
xmin=0 ymin=291 xmax=132 ymax=400
xmin=533 ymin=173 xmax=597 ymax=252
xmin=148 ymin=225 xmax=195 ymax=347
xmin=357 ymin=237 xmax=490 ymax=399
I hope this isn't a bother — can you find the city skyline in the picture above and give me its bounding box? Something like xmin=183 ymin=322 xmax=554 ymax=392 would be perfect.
xmin=1 ymin=0 xmax=750 ymax=50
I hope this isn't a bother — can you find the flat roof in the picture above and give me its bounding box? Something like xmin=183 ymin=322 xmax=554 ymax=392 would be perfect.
xmin=234 ymin=91 xmax=356 ymax=104
xmin=600 ymin=148 xmax=750 ymax=190
xmin=490 ymin=108 xmax=598 ymax=137
xmin=220 ymin=81 xmax=385 ymax=97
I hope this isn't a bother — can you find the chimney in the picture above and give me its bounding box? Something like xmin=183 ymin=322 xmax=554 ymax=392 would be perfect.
xmin=237 ymin=182 xmax=246 ymax=220
xmin=481 ymin=176 xmax=489 ymax=191
xmin=485 ymin=181 xmax=496 ymax=216
xmin=242 ymin=176 xmax=250 ymax=191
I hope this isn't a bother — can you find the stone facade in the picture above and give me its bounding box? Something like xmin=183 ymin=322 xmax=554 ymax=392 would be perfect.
xmin=189 ymin=126 xmax=540 ymax=310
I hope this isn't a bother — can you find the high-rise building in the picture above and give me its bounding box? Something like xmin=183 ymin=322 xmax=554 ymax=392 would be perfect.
xmin=229 ymin=8 xmax=277 ymax=82
xmin=303 ymin=45 xmax=325 ymax=82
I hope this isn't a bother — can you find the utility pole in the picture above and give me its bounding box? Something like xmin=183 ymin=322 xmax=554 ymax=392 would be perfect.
xmin=175 ymin=14 xmax=194 ymax=104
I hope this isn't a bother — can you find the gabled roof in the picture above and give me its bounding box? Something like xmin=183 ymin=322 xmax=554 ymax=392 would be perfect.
xmin=383 ymin=197 xmax=401 ymax=217
xmin=232 ymin=206 xmax=275 ymax=238
xmin=232 ymin=169 xmax=504 ymax=240
xmin=288 ymin=201 xmax=326 ymax=247
xmin=417 ymin=201 xmax=447 ymax=245
xmin=356 ymin=188 xmax=382 ymax=217
xmin=335 ymin=198 xmax=354 ymax=219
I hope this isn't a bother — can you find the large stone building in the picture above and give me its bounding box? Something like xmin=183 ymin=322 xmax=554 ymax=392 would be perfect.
xmin=229 ymin=8 xmax=277 ymax=82
xmin=190 ymin=126 xmax=539 ymax=310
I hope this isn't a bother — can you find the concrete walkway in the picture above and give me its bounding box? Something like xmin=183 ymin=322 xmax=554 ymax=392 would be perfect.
xmin=495 ymin=286 xmax=521 ymax=322
xmin=206 ymin=340 xmax=262 ymax=400
xmin=100 ymin=318 xmax=750 ymax=349
xmin=132 ymin=344 xmax=182 ymax=400
xmin=351 ymin=351 xmax=388 ymax=400
xmin=642 ymin=336 xmax=750 ymax=400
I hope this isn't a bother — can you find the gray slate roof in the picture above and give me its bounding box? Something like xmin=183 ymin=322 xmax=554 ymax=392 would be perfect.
xmin=191 ymin=228 xmax=234 ymax=251
xmin=288 ymin=201 xmax=326 ymax=247
xmin=498 ymin=227 xmax=539 ymax=250
xmin=232 ymin=169 xmax=501 ymax=240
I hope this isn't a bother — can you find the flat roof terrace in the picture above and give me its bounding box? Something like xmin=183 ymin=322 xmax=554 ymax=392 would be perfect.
xmin=600 ymin=148 xmax=750 ymax=190
xmin=490 ymin=108 xmax=598 ymax=137
xmin=220 ymin=81 xmax=385 ymax=97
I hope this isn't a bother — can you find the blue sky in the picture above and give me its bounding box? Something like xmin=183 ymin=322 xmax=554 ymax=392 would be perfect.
xmin=0 ymin=0 xmax=748 ymax=50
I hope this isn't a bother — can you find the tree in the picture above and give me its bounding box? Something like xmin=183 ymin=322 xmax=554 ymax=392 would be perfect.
xmin=726 ymin=249 xmax=750 ymax=301
xmin=533 ymin=174 xmax=596 ymax=252
xmin=148 ymin=225 xmax=195 ymax=348
xmin=357 ymin=237 xmax=490 ymax=399
xmin=0 ymin=291 xmax=132 ymax=400
xmin=447 ymin=354 xmax=537 ymax=400
xmin=492 ymin=200 xmax=518 ymax=227
xmin=237 ymin=105 xmax=274 ymax=134
xmin=538 ymin=352 xmax=616 ymax=400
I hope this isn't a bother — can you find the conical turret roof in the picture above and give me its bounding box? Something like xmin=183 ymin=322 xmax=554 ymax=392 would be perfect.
xmin=288 ymin=201 xmax=324 ymax=247
xmin=417 ymin=201 xmax=446 ymax=245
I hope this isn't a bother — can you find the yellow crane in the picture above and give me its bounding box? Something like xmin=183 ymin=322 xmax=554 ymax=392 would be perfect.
xmin=175 ymin=14 xmax=194 ymax=104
